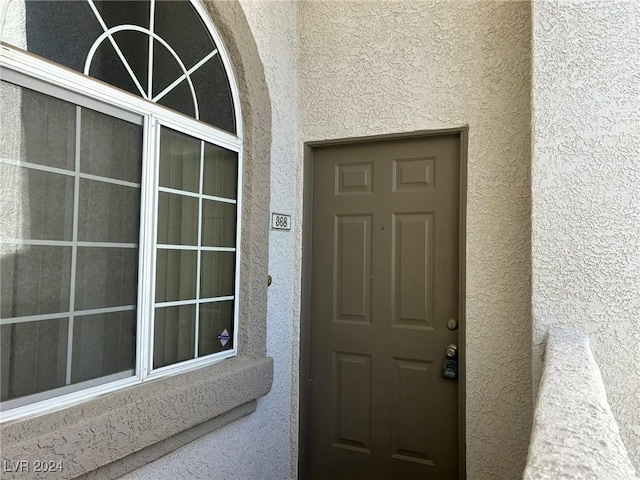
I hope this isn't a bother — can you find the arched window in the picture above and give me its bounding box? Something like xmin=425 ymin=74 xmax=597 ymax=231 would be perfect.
xmin=0 ymin=0 xmax=242 ymax=419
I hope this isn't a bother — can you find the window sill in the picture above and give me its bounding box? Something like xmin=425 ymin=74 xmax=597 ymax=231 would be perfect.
xmin=0 ymin=356 xmax=273 ymax=479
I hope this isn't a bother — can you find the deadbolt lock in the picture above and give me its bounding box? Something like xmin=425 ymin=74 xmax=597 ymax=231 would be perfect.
xmin=447 ymin=318 xmax=458 ymax=330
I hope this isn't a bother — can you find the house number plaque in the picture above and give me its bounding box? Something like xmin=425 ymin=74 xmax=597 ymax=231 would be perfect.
xmin=271 ymin=213 xmax=292 ymax=230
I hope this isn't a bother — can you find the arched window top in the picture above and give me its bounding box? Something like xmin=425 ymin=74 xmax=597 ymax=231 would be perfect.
xmin=1 ymin=0 xmax=237 ymax=134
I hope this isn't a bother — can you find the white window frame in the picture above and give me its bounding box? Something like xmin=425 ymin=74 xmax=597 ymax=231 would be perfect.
xmin=0 ymin=0 xmax=243 ymax=421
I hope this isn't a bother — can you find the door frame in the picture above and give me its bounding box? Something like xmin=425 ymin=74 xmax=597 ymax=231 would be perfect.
xmin=299 ymin=127 xmax=468 ymax=480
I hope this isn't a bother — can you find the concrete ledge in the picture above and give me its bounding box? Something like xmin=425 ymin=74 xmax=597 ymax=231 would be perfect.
xmin=0 ymin=356 xmax=273 ymax=480
xmin=524 ymin=331 xmax=638 ymax=480
xmin=78 ymin=400 xmax=258 ymax=480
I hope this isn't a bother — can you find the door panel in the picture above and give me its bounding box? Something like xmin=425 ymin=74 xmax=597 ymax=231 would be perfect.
xmin=309 ymin=135 xmax=460 ymax=479
xmin=335 ymin=215 xmax=372 ymax=323
xmin=333 ymin=352 xmax=372 ymax=451
xmin=391 ymin=358 xmax=433 ymax=463
xmin=393 ymin=213 xmax=434 ymax=328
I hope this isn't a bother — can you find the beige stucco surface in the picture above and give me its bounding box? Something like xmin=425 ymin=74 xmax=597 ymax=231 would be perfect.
xmin=525 ymin=331 xmax=638 ymax=480
xmin=531 ymin=0 xmax=640 ymax=470
xmin=298 ymin=1 xmax=532 ymax=478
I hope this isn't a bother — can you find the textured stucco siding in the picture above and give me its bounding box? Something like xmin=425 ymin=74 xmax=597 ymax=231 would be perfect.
xmin=524 ymin=331 xmax=638 ymax=480
xmin=531 ymin=0 xmax=640 ymax=470
xmin=119 ymin=1 xmax=299 ymax=479
xmin=299 ymin=1 xmax=532 ymax=478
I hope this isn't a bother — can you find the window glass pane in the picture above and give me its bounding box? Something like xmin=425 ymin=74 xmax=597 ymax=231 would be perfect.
xmin=151 ymin=40 xmax=185 ymax=100
xmin=157 ymin=192 xmax=198 ymax=246
xmin=21 ymin=87 xmax=77 ymax=170
xmin=201 ymin=200 xmax=236 ymax=248
xmin=1 ymin=318 xmax=68 ymax=401
xmin=192 ymin=54 xmax=236 ymax=133
xmin=154 ymin=1 xmax=212 ymax=71
xmin=198 ymin=301 xmax=233 ymax=356
xmin=86 ymin=1 xmax=150 ymax=96
xmin=78 ymin=179 xmax=140 ymax=244
xmin=71 ymin=310 xmax=135 ymax=384
xmin=0 ymin=246 xmax=72 ymax=318
xmin=154 ymin=305 xmax=195 ymax=368
xmin=75 ymin=247 xmax=138 ymax=311
xmin=200 ymin=252 xmax=235 ymax=299
xmin=3 ymin=1 xmax=103 ymax=73
xmin=0 ymin=164 xmax=74 ymax=241
xmin=80 ymin=108 xmax=143 ymax=184
xmin=91 ymin=1 xmax=150 ymax=29
xmin=203 ymin=144 xmax=237 ymax=199
xmin=159 ymin=128 xmax=200 ymax=193
xmin=89 ymin=35 xmax=147 ymax=95
xmin=156 ymin=81 xmax=196 ymax=121
xmin=155 ymin=249 xmax=197 ymax=303
xmin=1 ymin=82 xmax=76 ymax=171
xmin=109 ymin=29 xmax=149 ymax=97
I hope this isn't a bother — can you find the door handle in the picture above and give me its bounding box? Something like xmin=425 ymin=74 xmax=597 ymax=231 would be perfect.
xmin=445 ymin=344 xmax=458 ymax=358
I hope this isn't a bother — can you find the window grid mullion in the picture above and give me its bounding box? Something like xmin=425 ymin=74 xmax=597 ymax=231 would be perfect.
xmin=1 ymin=305 xmax=136 ymax=326
xmin=147 ymin=0 xmax=156 ymax=99
xmin=0 ymin=160 xmax=141 ymax=189
xmin=194 ymin=141 xmax=205 ymax=358
xmin=0 ymin=241 xmax=138 ymax=249
xmin=157 ymin=186 xmax=236 ymax=204
xmin=155 ymin=296 xmax=234 ymax=309
xmin=65 ymin=106 xmax=83 ymax=386
xmin=155 ymin=244 xmax=235 ymax=252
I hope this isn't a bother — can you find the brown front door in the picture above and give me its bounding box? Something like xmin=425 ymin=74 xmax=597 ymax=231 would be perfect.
xmin=308 ymin=134 xmax=461 ymax=479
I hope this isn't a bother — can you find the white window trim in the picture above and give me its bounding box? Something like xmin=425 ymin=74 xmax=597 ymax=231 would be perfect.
xmin=0 ymin=6 xmax=244 ymax=419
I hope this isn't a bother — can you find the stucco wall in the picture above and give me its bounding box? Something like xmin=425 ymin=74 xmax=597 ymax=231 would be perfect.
xmin=119 ymin=1 xmax=299 ymax=479
xmin=531 ymin=0 xmax=640 ymax=470
xmin=298 ymin=1 xmax=532 ymax=478
xmin=525 ymin=331 xmax=639 ymax=480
